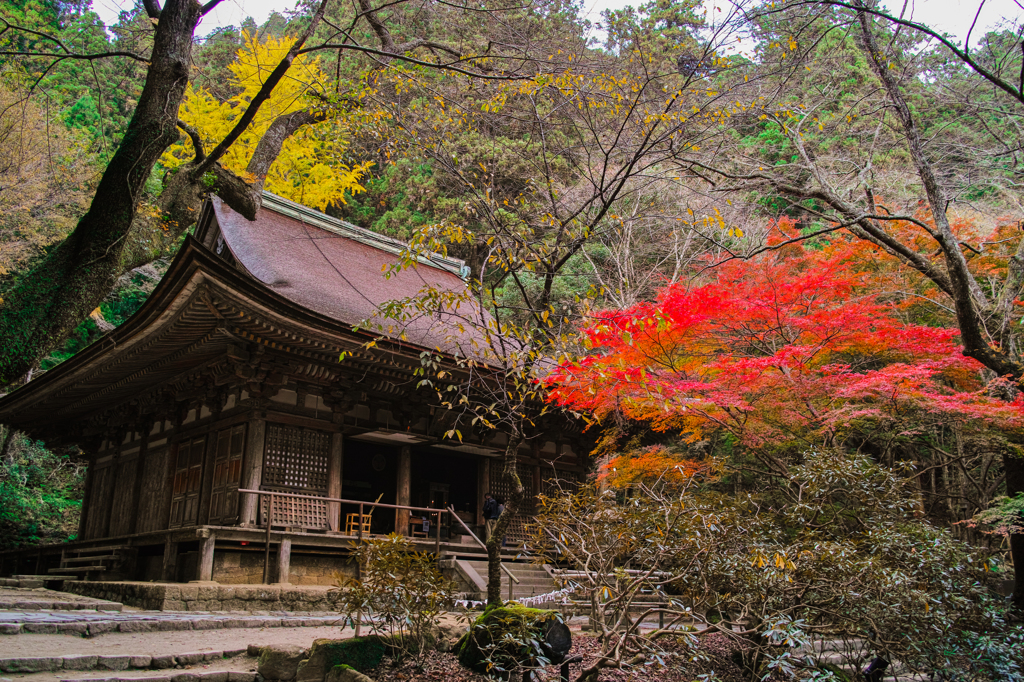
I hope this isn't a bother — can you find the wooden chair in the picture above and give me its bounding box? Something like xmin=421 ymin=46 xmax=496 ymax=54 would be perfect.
xmin=410 ymin=516 xmax=430 ymax=538
xmin=345 ymin=494 xmax=383 ymax=536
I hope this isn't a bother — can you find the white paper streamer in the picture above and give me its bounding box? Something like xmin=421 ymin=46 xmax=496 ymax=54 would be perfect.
xmin=454 ymin=584 xmax=576 ymax=610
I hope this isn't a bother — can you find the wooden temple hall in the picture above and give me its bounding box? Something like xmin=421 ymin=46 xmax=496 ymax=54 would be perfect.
xmin=0 ymin=193 xmax=588 ymax=587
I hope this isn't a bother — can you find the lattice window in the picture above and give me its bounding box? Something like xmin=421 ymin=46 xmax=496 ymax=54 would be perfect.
xmin=261 ymin=494 xmax=329 ymax=530
xmin=262 ymin=425 xmax=329 ymax=492
xmin=260 ymin=425 xmax=330 ymax=530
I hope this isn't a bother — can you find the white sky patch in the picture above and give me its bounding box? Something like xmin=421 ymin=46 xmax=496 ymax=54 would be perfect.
xmin=89 ymin=0 xmax=1021 ymax=43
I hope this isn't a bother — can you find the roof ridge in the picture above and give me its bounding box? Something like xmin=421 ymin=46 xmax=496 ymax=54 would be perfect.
xmin=260 ymin=191 xmax=468 ymax=278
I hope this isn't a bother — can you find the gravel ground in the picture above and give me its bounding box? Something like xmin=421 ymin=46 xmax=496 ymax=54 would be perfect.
xmin=376 ymin=631 xmax=749 ymax=682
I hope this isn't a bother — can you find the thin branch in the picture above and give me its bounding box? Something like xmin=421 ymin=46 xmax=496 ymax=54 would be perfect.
xmin=176 ymin=120 xmax=205 ymax=162
xmin=0 ymin=50 xmax=148 ymax=63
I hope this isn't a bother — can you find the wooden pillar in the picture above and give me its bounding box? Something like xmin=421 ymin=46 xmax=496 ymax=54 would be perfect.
xmin=196 ymin=531 xmax=216 ymax=582
xmin=162 ymin=439 xmax=180 ymax=530
xmin=99 ymin=434 xmax=125 ymax=539
xmin=78 ymin=460 xmax=97 ymax=540
xmin=239 ymin=416 xmax=266 ymax=527
xmin=396 ymin=446 xmax=411 ymax=535
xmin=476 ymin=458 xmax=490 ymax=525
xmin=275 ymin=537 xmax=292 ymax=584
xmin=128 ymin=422 xmax=154 ymax=535
xmin=197 ymin=401 xmax=223 ymax=526
xmin=327 ymin=434 xmax=343 ymax=532
xmin=161 ymin=539 xmax=178 ymax=582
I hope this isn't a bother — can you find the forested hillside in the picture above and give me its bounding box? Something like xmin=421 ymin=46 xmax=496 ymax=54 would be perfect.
xmin=1 ymin=0 xmax=1023 ymax=646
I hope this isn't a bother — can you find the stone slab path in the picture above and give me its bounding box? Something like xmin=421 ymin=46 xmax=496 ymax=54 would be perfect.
xmin=0 ymin=589 xmax=121 ymax=613
xmin=0 ymin=586 xmax=360 ymax=682
xmin=0 ymin=611 xmax=350 ymax=636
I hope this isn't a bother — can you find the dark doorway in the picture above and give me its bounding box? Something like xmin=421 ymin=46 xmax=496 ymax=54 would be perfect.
xmin=411 ymin=447 xmax=479 ymax=516
xmin=342 ymin=440 xmax=398 ymax=534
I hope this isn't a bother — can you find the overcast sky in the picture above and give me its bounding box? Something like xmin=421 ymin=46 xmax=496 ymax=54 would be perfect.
xmin=90 ymin=0 xmax=1021 ymax=45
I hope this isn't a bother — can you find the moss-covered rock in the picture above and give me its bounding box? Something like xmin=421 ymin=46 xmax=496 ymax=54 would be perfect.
xmin=456 ymin=604 xmax=570 ymax=677
xmin=324 ymin=664 xmax=375 ymax=682
xmin=295 ymin=638 xmax=387 ymax=682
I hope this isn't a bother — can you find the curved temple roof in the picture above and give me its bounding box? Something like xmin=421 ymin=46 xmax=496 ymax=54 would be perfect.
xmin=209 ymin=193 xmax=484 ymax=354
xmin=0 ymin=193 xmax=496 ymax=437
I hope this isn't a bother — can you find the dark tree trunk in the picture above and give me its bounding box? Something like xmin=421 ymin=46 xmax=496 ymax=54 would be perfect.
xmin=854 ymin=4 xmax=1024 ymax=614
xmin=1004 ymin=451 xmax=1024 ymax=611
xmin=0 ymin=0 xmax=202 ymax=386
xmin=486 ymin=428 xmax=525 ymax=606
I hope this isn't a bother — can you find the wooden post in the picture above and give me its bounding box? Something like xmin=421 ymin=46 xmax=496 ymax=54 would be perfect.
xmin=275 ymin=537 xmax=292 ymax=585
xmin=327 ymin=433 xmax=343 ymax=532
xmin=435 ymin=511 xmax=441 ymax=556
xmin=263 ymin=493 xmax=274 ymax=584
xmin=162 ymin=538 xmax=178 ymax=582
xmin=196 ymin=411 xmax=221 ymax=525
xmin=396 ymin=446 xmax=411 ymax=535
xmin=476 ymin=458 xmax=490 ymax=526
xmin=197 ymin=531 xmax=216 ymax=582
xmin=239 ymin=417 xmax=266 ymax=527
xmin=128 ymin=422 xmax=154 ymax=535
xmin=100 ymin=436 xmax=124 ymax=538
xmin=78 ymin=460 xmax=97 ymax=540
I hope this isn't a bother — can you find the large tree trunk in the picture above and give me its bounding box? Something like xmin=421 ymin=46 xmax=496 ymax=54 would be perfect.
xmin=486 ymin=428 xmax=526 ymax=606
xmin=1005 ymin=451 xmax=1024 ymax=611
xmin=853 ymin=3 xmax=1024 ymax=613
xmin=0 ymin=0 xmax=202 ymax=386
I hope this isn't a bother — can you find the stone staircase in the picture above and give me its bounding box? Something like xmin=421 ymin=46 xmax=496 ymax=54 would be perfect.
xmin=455 ymin=559 xmax=559 ymax=603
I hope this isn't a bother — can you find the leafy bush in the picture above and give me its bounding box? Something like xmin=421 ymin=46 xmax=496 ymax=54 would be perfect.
xmin=0 ymin=427 xmax=84 ymax=548
xmin=534 ymin=450 xmax=1023 ymax=681
xmin=334 ymin=534 xmax=456 ymax=660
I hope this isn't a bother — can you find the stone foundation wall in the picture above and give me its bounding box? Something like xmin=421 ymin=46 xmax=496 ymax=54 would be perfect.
xmin=213 ymin=551 xmax=357 ymax=586
xmin=64 ymin=581 xmax=350 ymax=612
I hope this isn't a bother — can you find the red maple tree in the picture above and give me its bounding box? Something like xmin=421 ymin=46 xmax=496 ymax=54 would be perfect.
xmin=548 ymin=232 xmax=1024 ymax=478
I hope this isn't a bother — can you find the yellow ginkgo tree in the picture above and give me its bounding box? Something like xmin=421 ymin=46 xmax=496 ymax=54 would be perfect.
xmin=162 ymin=31 xmax=370 ymax=211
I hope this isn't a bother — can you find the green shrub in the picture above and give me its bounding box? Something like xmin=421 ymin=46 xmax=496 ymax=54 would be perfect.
xmin=0 ymin=428 xmax=84 ymax=548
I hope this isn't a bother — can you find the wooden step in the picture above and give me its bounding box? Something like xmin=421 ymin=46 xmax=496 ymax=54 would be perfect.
xmin=61 ymin=555 xmax=119 ymax=564
xmin=49 ymin=566 xmax=105 ymax=573
xmin=62 ymin=540 xmax=132 ymax=552
xmin=63 ymin=545 xmax=131 ymax=555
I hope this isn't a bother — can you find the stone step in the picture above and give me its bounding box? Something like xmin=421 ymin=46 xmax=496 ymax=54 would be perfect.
xmin=0 ymin=649 xmax=248 ymax=674
xmin=0 ymin=613 xmax=349 ymax=636
xmin=61 ymin=673 xmax=254 ymax=682
xmin=0 ymin=598 xmax=123 ymax=613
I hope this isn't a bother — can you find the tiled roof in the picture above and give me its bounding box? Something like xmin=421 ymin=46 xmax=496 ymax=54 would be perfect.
xmin=212 ymin=193 xmax=491 ymax=358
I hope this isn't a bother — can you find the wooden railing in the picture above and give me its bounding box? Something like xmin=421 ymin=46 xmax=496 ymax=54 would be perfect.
xmin=238 ymin=488 xmax=450 ymax=583
xmin=237 ymin=489 xmax=522 ymax=599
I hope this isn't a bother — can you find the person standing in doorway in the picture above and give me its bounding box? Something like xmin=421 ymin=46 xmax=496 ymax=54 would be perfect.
xmin=483 ymin=492 xmax=499 ymax=541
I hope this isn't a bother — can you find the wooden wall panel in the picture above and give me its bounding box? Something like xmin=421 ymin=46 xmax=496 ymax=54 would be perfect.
xmin=85 ymin=466 xmax=113 ymax=539
xmin=136 ymin=447 xmax=170 ymax=533
xmin=107 ymin=459 xmax=137 ymax=537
